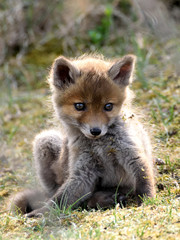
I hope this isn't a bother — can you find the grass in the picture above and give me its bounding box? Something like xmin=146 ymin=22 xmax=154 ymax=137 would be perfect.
xmin=0 ymin=52 xmax=179 ymax=240
xmin=0 ymin=4 xmax=180 ymax=239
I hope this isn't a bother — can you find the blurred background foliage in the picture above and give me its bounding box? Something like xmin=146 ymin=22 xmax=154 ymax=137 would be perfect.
xmin=0 ymin=0 xmax=179 ymax=92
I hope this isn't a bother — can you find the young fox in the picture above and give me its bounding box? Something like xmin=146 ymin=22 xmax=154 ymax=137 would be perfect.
xmin=11 ymin=54 xmax=155 ymax=217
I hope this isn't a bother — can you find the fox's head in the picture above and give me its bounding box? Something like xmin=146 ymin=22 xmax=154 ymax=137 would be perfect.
xmin=49 ymin=55 xmax=136 ymax=139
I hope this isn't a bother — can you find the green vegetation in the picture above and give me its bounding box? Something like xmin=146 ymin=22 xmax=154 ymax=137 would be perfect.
xmin=89 ymin=5 xmax=113 ymax=46
xmin=0 ymin=0 xmax=179 ymax=239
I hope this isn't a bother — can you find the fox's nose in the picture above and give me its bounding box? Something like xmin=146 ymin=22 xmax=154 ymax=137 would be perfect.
xmin=90 ymin=128 xmax=101 ymax=136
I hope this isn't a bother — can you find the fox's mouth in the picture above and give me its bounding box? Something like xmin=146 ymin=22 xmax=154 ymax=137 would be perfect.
xmin=83 ymin=133 xmax=103 ymax=139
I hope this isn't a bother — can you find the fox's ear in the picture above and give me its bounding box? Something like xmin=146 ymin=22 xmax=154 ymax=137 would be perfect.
xmin=52 ymin=57 xmax=80 ymax=89
xmin=108 ymin=55 xmax=136 ymax=86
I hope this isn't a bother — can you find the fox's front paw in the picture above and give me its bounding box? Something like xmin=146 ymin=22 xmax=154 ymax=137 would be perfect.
xmin=112 ymin=194 xmax=127 ymax=207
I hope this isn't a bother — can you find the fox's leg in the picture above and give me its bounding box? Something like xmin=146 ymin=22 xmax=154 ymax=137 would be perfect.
xmin=33 ymin=130 xmax=66 ymax=193
xmin=87 ymin=191 xmax=115 ymax=208
xmin=120 ymin=153 xmax=155 ymax=203
xmin=10 ymin=130 xmax=68 ymax=215
xmin=26 ymin=152 xmax=99 ymax=217
xmin=87 ymin=188 xmax=129 ymax=209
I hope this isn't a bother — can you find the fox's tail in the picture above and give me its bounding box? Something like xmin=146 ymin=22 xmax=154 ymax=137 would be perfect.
xmin=9 ymin=189 xmax=47 ymax=215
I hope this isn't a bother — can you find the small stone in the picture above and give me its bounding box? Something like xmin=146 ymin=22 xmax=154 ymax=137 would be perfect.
xmin=155 ymin=158 xmax=165 ymax=165
xmin=173 ymin=181 xmax=179 ymax=189
xmin=157 ymin=183 xmax=164 ymax=191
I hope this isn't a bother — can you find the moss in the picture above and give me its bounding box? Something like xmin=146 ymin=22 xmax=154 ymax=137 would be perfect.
xmin=24 ymin=38 xmax=64 ymax=67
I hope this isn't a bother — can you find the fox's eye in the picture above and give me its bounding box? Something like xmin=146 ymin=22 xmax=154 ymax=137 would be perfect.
xmin=74 ymin=103 xmax=86 ymax=111
xmin=104 ymin=103 xmax=113 ymax=111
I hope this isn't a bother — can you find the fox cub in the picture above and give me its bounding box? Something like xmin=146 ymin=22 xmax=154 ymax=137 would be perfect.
xmin=11 ymin=54 xmax=155 ymax=217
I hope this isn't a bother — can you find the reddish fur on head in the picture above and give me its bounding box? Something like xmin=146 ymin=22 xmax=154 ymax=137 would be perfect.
xmin=49 ymin=54 xmax=136 ymax=138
